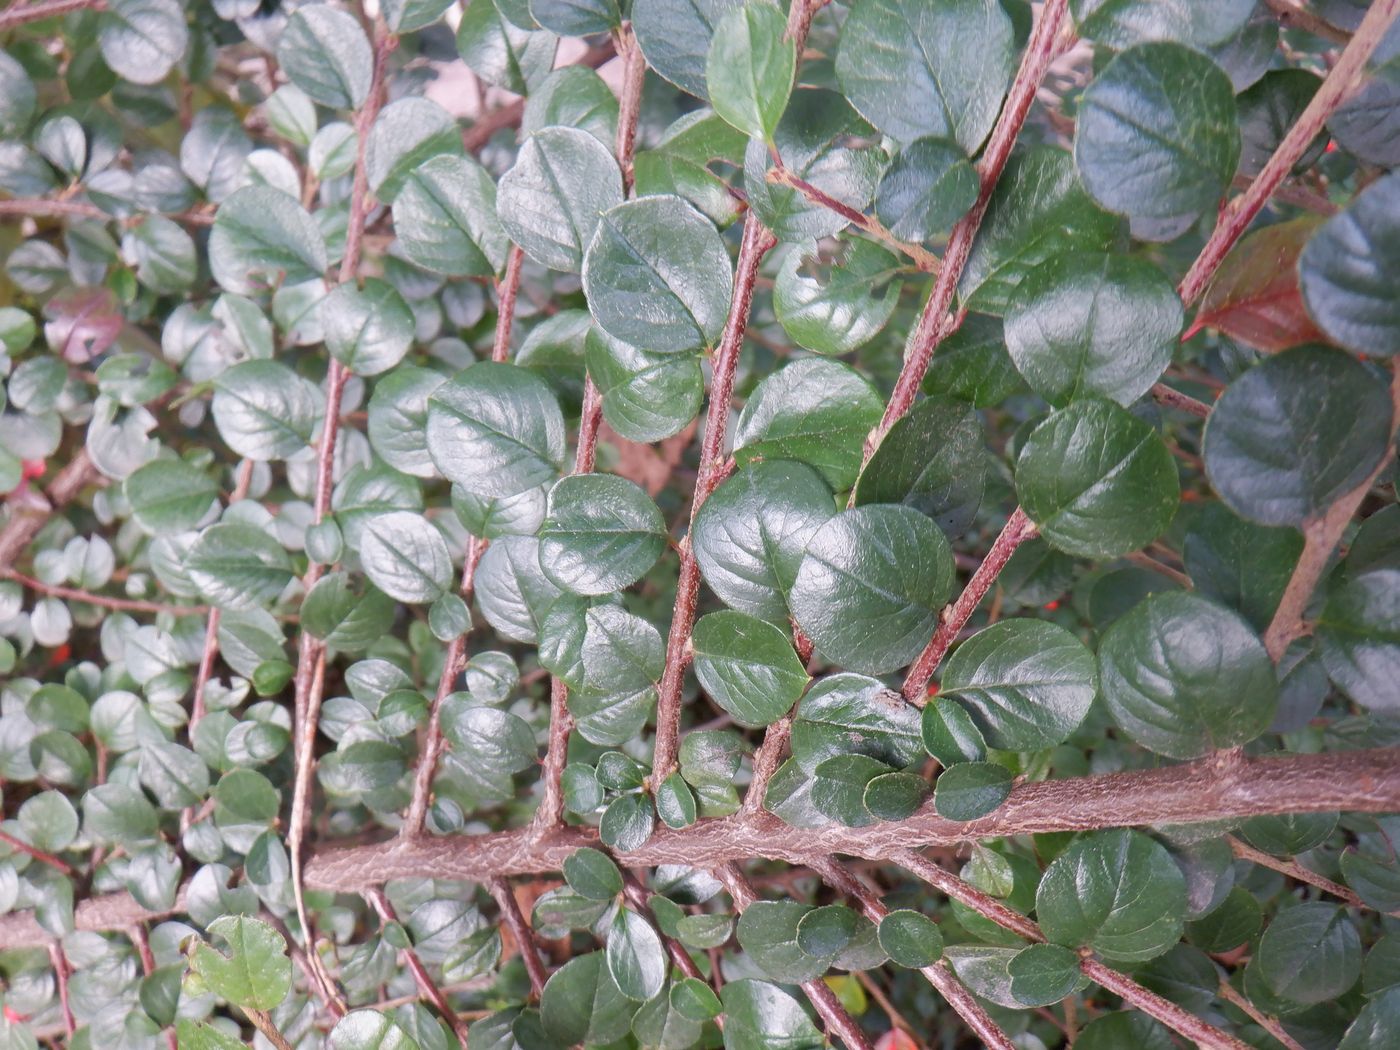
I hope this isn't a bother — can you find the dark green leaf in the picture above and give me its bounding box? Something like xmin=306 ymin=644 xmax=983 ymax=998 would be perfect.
xmin=706 ymin=1 xmax=794 ymax=141
xmin=934 ymin=761 xmax=1013 ymax=821
xmin=875 ymin=138 xmax=978 ymax=242
xmin=1256 ymin=903 xmax=1361 ymax=1005
xmin=691 ymin=611 xmax=808 ymax=728
xmin=564 ymin=847 xmax=623 ymax=901
xmin=209 ymin=187 xmax=327 ymax=296
xmin=773 ymin=238 xmax=902 ymax=356
xmin=277 ymin=5 xmax=373 ymax=110
xmin=1008 ymin=943 xmax=1082 ymax=1007
xmin=538 ymin=473 xmax=666 ymax=595
xmin=878 ymin=909 xmax=943 ymax=968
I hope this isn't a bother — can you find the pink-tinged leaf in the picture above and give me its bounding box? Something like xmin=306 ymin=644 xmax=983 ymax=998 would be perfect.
xmin=1191 ymin=215 xmax=1328 ymax=353
xmin=43 ymin=286 xmax=124 ymax=363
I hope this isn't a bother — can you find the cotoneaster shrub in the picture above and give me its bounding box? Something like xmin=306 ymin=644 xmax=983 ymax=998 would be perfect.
xmin=1 ymin=0 xmax=1400 ymax=1048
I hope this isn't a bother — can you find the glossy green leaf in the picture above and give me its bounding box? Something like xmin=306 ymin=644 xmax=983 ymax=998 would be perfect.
xmin=190 ymin=915 xmax=292 ymax=1011
xmin=1008 ymin=943 xmax=1082 ymax=1007
xmin=394 ymin=154 xmax=508 ymax=277
xmin=538 ymin=473 xmax=666 ymax=595
xmin=324 ymin=278 xmax=415 ymax=377
xmin=1017 ymin=398 xmax=1179 ymax=558
xmin=582 ymin=194 xmax=732 ymax=353
xmin=584 ymin=327 xmax=704 ymax=443
xmin=540 ymin=952 xmax=636 ymax=1046
xmin=691 ymin=611 xmax=808 ymax=728
xmin=427 ymin=362 xmax=567 ymax=498
xmin=1075 ymin=42 xmax=1240 ymax=222
xmin=773 ymin=238 xmax=901 ymax=356
xmin=738 ymin=901 xmax=834 ymax=981
xmin=1098 ymin=592 xmax=1276 ymax=758
xmin=209 ymin=187 xmax=328 ymax=296
xmin=632 ymin=0 xmax=743 ymax=99
xmin=498 ymin=127 xmax=624 ymax=273
xmin=367 ymin=97 xmax=465 ymax=204
xmin=720 ymin=979 xmax=824 ymax=1050
xmin=1204 ymin=346 xmax=1393 ymax=527
xmin=277 ymin=5 xmax=372 ymax=110
xmin=934 ymin=761 xmax=1013 ymax=821
xmin=811 ymin=753 xmax=895 ymax=826
xmin=210 ymin=361 xmax=319 ymax=462
xmin=607 ymin=908 xmax=666 ymax=1001
xmin=875 ymin=138 xmax=978 ymax=242
xmin=1256 ymin=903 xmax=1361 ymax=1005
xmin=706 ymin=1 xmax=794 ymax=142
xmin=878 ymin=909 xmax=943 ymax=968
xmin=836 ymin=0 xmax=1014 ymax=150
xmin=529 ymin=0 xmax=619 ymax=35
xmin=1070 ymin=0 xmax=1255 ymax=49
xmin=791 ymin=672 xmax=924 ymax=773
xmin=456 ymin=0 xmax=557 ymax=95
xmin=564 ymin=847 xmax=623 ymax=901
xmin=125 ymin=458 xmax=219 ymax=535
xmin=790 ymin=504 xmax=955 ymax=675
xmin=99 ymin=0 xmax=187 ymax=86
xmin=187 ymin=522 xmax=294 ymax=611
xmin=599 ymin=793 xmax=655 ymax=853
xmin=1036 ymin=829 xmax=1187 ymax=963
xmin=359 ymin=511 xmax=452 ymax=604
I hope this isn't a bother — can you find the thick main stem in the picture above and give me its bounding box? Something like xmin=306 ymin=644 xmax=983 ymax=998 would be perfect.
xmin=651 ymin=215 xmax=776 ymax=783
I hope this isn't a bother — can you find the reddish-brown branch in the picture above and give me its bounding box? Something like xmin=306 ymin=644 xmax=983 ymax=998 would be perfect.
xmin=864 ymin=0 xmax=1073 ymax=460
xmin=622 ymin=877 xmax=706 ymax=983
xmin=1151 ymin=383 xmax=1212 ymax=418
xmin=0 ymin=829 xmax=74 ymax=876
xmin=741 ymin=711 xmax=795 ymax=816
xmin=0 ymin=0 xmax=105 ymax=30
xmin=764 ymin=165 xmax=940 ymax=273
xmin=1217 ymin=978 xmax=1307 ymax=1050
xmin=488 ymin=876 xmax=550 ymax=997
xmin=815 ymin=859 xmax=1015 ymax=1050
xmin=47 ymin=940 xmax=75 ymax=1036
xmin=1263 ymin=0 xmax=1352 ymax=44
xmin=0 ymin=570 xmax=207 ymax=615
xmin=652 ymin=215 xmax=776 ymax=783
xmin=368 ymin=887 xmax=471 ymax=1043
xmin=717 ymin=865 xmax=873 ymax=1050
xmin=492 ymin=245 xmax=524 ymax=364
xmin=1228 ymin=836 xmax=1368 ymax=910
xmin=5 ymin=747 xmax=1400 ymax=949
xmin=614 ymin=28 xmax=646 ymax=194
xmin=1179 ymin=0 xmax=1400 ymax=305
xmin=531 ymin=678 xmax=576 ymax=833
xmin=1263 ymin=368 xmax=1400 ymax=660
xmin=902 ymin=507 xmax=1039 ymax=700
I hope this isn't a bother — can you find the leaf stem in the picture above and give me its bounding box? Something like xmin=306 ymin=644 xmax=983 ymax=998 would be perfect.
xmin=1228 ymin=835 xmax=1368 ymax=910
xmin=367 ymin=887 xmax=471 ymax=1043
xmin=487 ymin=876 xmax=550 ymax=997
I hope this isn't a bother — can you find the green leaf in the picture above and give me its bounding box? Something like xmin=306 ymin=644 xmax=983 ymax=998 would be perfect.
xmin=367 ymin=97 xmax=465 ymax=204
xmin=862 ymin=770 xmax=928 ymax=820
xmin=383 ymin=0 xmax=455 ymax=31
xmin=875 ymin=138 xmax=978 ymax=242
xmin=190 ymin=915 xmax=292 ymax=1011
xmin=1256 ymin=903 xmax=1361 ymax=1005
xmin=878 ymin=909 xmax=943 ymax=968
xmin=1317 ymin=505 xmax=1400 ymax=714
xmin=1187 ymin=886 xmax=1262 ymax=953
xmin=691 ymin=611 xmax=808 ymax=728
xmin=395 ymin=154 xmax=508 ymax=278
xmin=632 ymin=0 xmax=743 ymax=99
xmin=177 ymin=1020 xmax=247 ymax=1050
xmin=126 ymin=215 xmax=197 ymax=295
xmin=1017 ymin=398 xmax=1179 ymax=559
xmin=456 ymin=0 xmax=557 ymax=95
xmin=538 ymin=474 xmax=667 ymax=595
xmin=427 ymin=362 xmax=567 ymax=498
xmin=1070 ymin=0 xmax=1255 ymax=49
xmin=721 ymin=979 xmax=824 ymax=1050
xmin=441 ymin=700 xmax=537 ymax=774
xmin=790 ymin=504 xmax=955 ymax=675
xmin=797 ymin=905 xmax=858 ymax=957
xmin=812 ymin=753 xmax=895 ymax=826
xmin=791 ymin=672 xmax=924 ymax=773
xmin=582 ymin=195 xmax=732 ymax=353
xmin=836 ymin=0 xmax=1014 ymax=151
xmin=773 ymin=238 xmax=901 ymax=356
xmin=1341 ymin=851 xmax=1400 ymax=913
xmin=599 ymin=793 xmax=655 ymax=853
xmin=1204 ymin=346 xmax=1392 ymax=527
xmin=656 ymin=773 xmax=698 ymax=828
xmin=17 ymin=791 xmax=78 ymax=852
xmin=920 ymin=697 xmax=987 ymax=766
xmin=83 ymin=783 xmax=159 ymax=846
xmin=1184 ymin=502 xmax=1303 ymax=633
xmin=1098 ymin=592 xmax=1277 ymax=759
xmin=498 ymin=127 xmax=624 ymax=274
xmin=125 ymin=458 xmax=219 ymax=536
xmin=209 ymin=187 xmax=328 ymax=296
xmin=1036 ymin=829 xmax=1187 ymax=963
xmin=529 ymin=0 xmax=620 ymax=36
xmin=1008 ymin=942 xmax=1082 ymax=1007
xmin=1074 ymin=42 xmax=1240 ymax=223
xmin=1238 ymin=69 xmax=1326 ymax=178
xmin=563 ymin=847 xmax=623 ymax=901
xmin=0 ymin=50 xmax=36 ymax=138
xmin=671 ymin=978 xmax=722 ymax=1022
xmin=328 ymin=1010 xmax=420 ymax=1050
xmin=1299 ymin=172 xmax=1400 ymax=357
xmin=934 ymin=761 xmax=1013 ymax=821
xmin=738 ymin=900 xmax=834 ymax=981
xmin=585 ymin=327 xmax=703 ymax=443
xmin=324 ymin=278 xmax=415 ymax=378
xmin=959 ymin=146 xmax=1123 ymax=313
xmin=940 ymin=618 xmax=1097 ymax=752
xmin=692 ymin=459 xmax=836 ymax=626
xmin=706 ymin=1 xmax=794 ymax=142
xmin=99 ymin=0 xmax=188 ymax=86
xmin=607 ymin=908 xmax=666 ymax=1001
xmin=187 ymin=522 xmax=294 ymax=611
xmin=1075 ymin=1014 xmax=1174 ymax=1050
xmin=302 ymin=573 xmax=395 ymax=651
xmin=1004 ymin=252 xmax=1181 ymax=406
xmin=1339 ymin=989 xmax=1400 ymax=1050
xmin=734 ymin=358 xmax=883 ymax=493
xmin=276 ymin=5 xmax=372 ymax=110
xmin=359 ymin=511 xmax=452 ymax=604
xmin=634 ymin=110 xmax=747 ymax=227
xmin=853 ymin=396 xmax=986 ymax=538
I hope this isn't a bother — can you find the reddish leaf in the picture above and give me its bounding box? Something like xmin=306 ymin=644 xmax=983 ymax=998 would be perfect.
xmin=876 ymin=1030 xmax=921 ymax=1050
xmin=1190 ymin=215 xmax=1327 ymax=352
xmin=42 ymin=286 xmax=124 ymax=363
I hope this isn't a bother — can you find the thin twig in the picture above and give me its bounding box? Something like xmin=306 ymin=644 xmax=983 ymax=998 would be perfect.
xmin=0 ymin=450 xmax=99 ymax=568
xmin=741 ymin=711 xmax=795 ymax=816
xmin=1228 ymin=836 xmax=1367 ymax=909
xmin=862 ymin=0 xmax=1074 ymax=462
xmin=1151 ymin=383 xmax=1212 ymax=418
xmin=652 ymin=215 xmax=776 ymax=783
xmin=1179 ymin=0 xmax=1400 ymax=305
xmin=367 ymin=887 xmax=471 ymax=1044
xmin=0 ymin=829 xmax=75 ymax=876
xmin=614 ymin=27 xmax=646 ymax=194
xmin=1262 ymin=0 xmax=1352 ymax=45
xmin=489 ymin=877 xmax=549 ymax=996
xmin=765 ymin=165 xmax=940 ymax=273
xmin=1217 ymin=978 xmax=1307 ymax=1050
xmin=1263 ymin=367 xmax=1400 ymax=660
xmin=46 ymin=941 xmax=75 ymax=1037
xmin=902 ymin=508 xmax=1039 ymax=701
xmin=492 ymin=246 xmax=524 ymax=364
xmin=0 ymin=0 xmax=105 ymax=31
xmin=0 ymin=570 xmax=209 ymax=615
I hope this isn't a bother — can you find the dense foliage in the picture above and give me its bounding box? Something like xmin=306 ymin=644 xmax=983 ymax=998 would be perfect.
xmin=2 ymin=0 xmax=1400 ymax=1048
